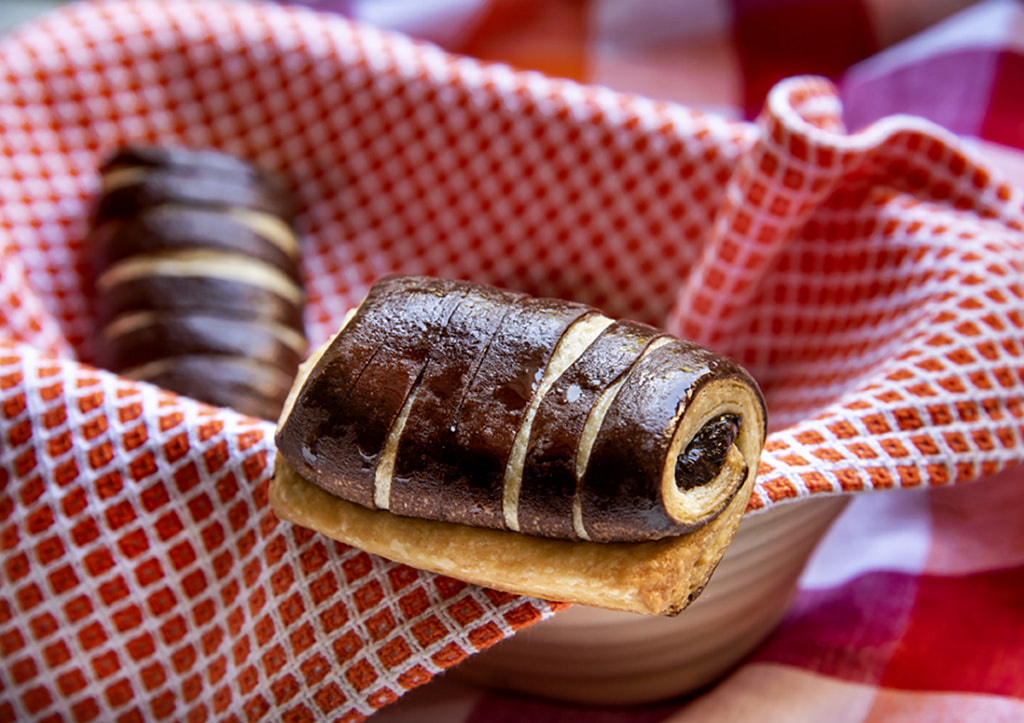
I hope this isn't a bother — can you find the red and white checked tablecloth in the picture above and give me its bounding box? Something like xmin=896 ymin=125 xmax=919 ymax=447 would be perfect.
xmin=0 ymin=0 xmax=1022 ymax=720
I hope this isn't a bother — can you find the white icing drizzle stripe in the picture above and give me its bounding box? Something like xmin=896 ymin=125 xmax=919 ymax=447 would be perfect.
xmin=374 ymin=375 xmax=421 ymax=511
xmin=121 ymin=354 xmax=293 ymax=391
xmin=571 ymin=337 xmax=671 ymax=541
xmin=502 ymin=313 xmax=614 ymax=532
xmin=97 ymin=250 xmax=304 ymax=305
xmin=101 ymin=309 xmax=308 ymax=355
xmin=226 ymin=207 xmax=300 ymax=257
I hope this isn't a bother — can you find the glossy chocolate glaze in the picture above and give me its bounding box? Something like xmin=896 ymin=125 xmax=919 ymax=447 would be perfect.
xmin=275 ymin=276 xmax=468 ymax=508
xmin=101 ymin=313 xmax=303 ymax=372
xmin=94 ymin=169 xmax=293 ymax=224
xmin=131 ymin=355 xmax=294 ymax=421
xmin=436 ymin=298 xmax=594 ymax=529
xmin=516 ymin=320 xmax=663 ymax=539
xmin=95 ymin=274 xmax=304 ymax=329
xmin=579 ymin=341 xmax=744 ymax=542
xmin=277 ymin=276 xmax=766 ymax=542
xmin=388 ymin=284 xmax=523 ymax=523
xmin=90 ymin=205 xmax=300 ymax=277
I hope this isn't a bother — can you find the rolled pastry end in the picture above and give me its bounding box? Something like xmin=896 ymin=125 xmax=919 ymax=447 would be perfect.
xmin=661 ymin=376 xmax=766 ymax=530
xmin=89 ymin=145 xmax=306 ymax=421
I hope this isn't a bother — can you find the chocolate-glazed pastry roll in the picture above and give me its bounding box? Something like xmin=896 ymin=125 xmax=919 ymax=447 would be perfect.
xmin=271 ymin=276 xmax=766 ymax=615
xmin=90 ymin=146 xmax=306 ymax=420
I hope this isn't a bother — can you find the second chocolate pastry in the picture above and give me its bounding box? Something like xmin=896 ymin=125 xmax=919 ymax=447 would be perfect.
xmin=89 ymin=146 xmax=306 ymax=420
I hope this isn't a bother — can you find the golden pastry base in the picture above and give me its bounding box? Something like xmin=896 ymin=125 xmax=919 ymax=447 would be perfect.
xmin=269 ymin=454 xmax=756 ymax=616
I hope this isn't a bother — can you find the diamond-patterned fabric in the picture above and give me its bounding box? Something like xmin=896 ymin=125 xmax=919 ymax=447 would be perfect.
xmin=1 ymin=1 xmax=1022 ymax=720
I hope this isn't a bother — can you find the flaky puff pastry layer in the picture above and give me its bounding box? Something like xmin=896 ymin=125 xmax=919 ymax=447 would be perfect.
xmin=269 ymin=445 xmax=755 ymax=616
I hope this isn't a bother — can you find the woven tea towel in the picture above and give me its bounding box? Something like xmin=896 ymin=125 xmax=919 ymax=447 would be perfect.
xmin=0 ymin=1 xmax=1022 ymax=721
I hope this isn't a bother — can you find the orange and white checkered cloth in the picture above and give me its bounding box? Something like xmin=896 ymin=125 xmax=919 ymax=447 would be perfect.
xmin=1 ymin=1 xmax=1023 ymax=721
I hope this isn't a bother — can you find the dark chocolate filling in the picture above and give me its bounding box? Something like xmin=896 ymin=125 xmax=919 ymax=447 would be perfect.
xmin=675 ymin=414 xmax=740 ymax=490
